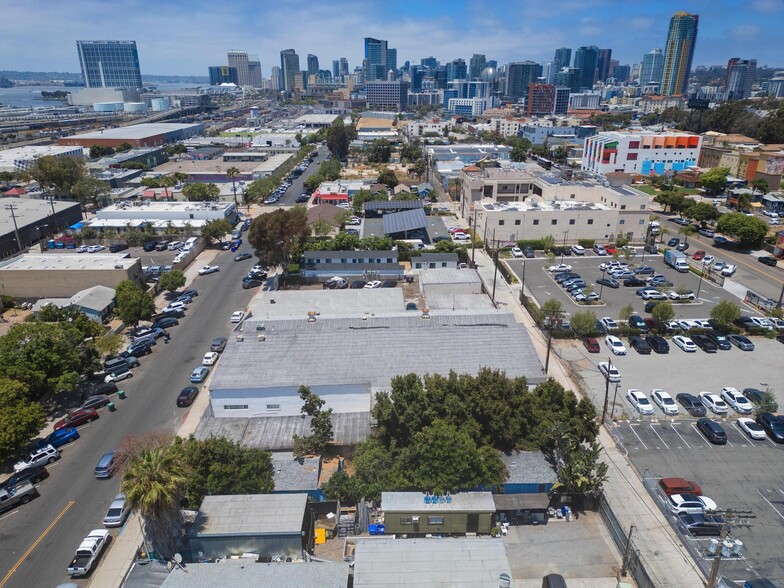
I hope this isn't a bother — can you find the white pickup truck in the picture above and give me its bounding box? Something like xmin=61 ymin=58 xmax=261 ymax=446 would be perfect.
xmin=67 ymin=529 xmax=110 ymax=577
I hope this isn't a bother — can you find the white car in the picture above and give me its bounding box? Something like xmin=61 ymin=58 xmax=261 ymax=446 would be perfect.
xmin=105 ymin=369 xmax=133 ymax=384
xmin=600 ymin=317 xmax=617 ymax=330
xmin=641 ymin=289 xmax=667 ymax=300
xmin=668 ymin=291 xmax=696 ymax=301
xmin=173 ymin=252 xmax=187 ymax=263
xmin=599 ymin=260 xmax=626 ymax=271
xmin=511 ymin=247 xmax=523 ymax=258
xmin=76 ymin=245 xmax=89 ymax=253
xmin=626 ymin=389 xmax=654 ymax=415
xmin=698 ymin=392 xmax=729 ymax=414
xmin=672 ymin=335 xmax=697 ymax=352
xmin=605 ymin=335 xmax=627 ymax=355
xmin=163 ymin=301 xmax=186 ymax=312
xmin=14 ymin=444 xmax=60 ymax=472
xmin=548 ymin=263 xmax=572 ymax=273
xmin=737 ymin=418 xmax=767 ymax=440
xmin=230 ymin=311 xmax=244 ymax=323
xmin=347 ymin=217 xmax=362 ymax=226
xmin=598 ymin=362 xmax=620 ymax=383
xmin=749 ymin=317 xmax=774 ymax=330
xmin=720 ymin=387 xmax=753 ymax=414
xmin=87 ymin=245 xmax=105 ymax=253
xmin=198 ymin=265 xmax=220 ymax=275
xmin=102 ymin=493 xmax=130 ymax=528
xmin=667 ymin=494 xmax=719 ymax=515
xmin=571 ymin=245 xmax=585 ymax=255
xmin=721 ymin=264 xmax=737 ymax=277
xmin=702 ymin=255 xmax=715 ymax=265
xmin=453 ymin=233 xmax=470 ymax=241
xmin=651 ymin=389 xmax=679 ymax=415
xmin=202 ymin=352 xmax=219 ymax=366
xmin=364 ymin=280 xmax=382 ymax=289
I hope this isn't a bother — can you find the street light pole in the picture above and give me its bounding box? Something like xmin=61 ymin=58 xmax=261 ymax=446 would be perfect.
xmin=610 ymin=383 xmax=620 ymax=421
xmin=560 ymin=231 xmax=568 ymax=264
xmin=602 ymin=356 xmax=613 ymax=423
xmin=598 ymin=266 xmax=607 ymax=299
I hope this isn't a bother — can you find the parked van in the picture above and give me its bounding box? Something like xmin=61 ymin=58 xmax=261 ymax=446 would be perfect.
xmin=94 ymin=451 xmax=115 ymax=479
xmin=167 ymin=241 xmax=183 ymax=251
xmin=182 ymin=237 xmax=198 ymax=252
xmin=103 ymin=357 xmax=138 ymax=373
xmin=399 ymin=239 xmax=426 ymax=250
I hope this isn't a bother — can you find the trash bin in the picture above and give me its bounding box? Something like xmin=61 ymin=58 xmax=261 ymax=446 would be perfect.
xmin=107 ymin=402 xmax=116 ymax=412
xmin=117 ymin=390 xmax=126 ymax=400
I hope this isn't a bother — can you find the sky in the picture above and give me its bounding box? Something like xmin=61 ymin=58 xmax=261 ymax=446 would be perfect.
xmin=1 ymin=0 xmax=782 ymax=77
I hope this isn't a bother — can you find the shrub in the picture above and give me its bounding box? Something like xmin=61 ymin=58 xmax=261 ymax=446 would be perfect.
xmin=578 ymin=239 xmax=596 ymax=248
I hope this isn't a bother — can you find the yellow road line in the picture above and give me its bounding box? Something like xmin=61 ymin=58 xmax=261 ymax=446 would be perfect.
xmin=0 ymin=500 xmax=75 ymax=588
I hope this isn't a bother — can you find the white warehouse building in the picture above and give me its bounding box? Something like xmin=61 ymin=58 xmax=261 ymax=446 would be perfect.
xmin=89 ymin=200 xmax=237 ymax=232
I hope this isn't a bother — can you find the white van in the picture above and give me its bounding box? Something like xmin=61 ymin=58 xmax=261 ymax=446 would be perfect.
xmin=399 ymin=239 xmax=426 ymax=250
xmin=182 ymin=237 xmax=198 ymax=252
xmin=167 ymin=241 xmax=183 ymax=251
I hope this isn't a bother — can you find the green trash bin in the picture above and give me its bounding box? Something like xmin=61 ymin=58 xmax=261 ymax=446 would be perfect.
xmin=107 ymin=402 xmax=116 ymax=412
xmin=117 ymin=390 xmax=126 ymax=400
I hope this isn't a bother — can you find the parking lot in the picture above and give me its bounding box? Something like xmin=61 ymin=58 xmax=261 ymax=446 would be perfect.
xmin=507 ymin=253 xmax=747 ymax=321
xmin=558 ymin=335 xmax=784 ymax=584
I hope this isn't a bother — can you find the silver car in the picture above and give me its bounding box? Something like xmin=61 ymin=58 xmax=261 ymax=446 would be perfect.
xmin=102 ymin=493 xmax=130 ymax=527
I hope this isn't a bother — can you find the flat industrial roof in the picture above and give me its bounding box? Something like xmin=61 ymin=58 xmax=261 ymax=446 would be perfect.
xmin=161 ymin=560 xmax=349 ymax=588
xmin=0 ymin=146 xmax=84 ymax=171
xmin=0 ymin=253 xmax=137 ymax=271
xmin=419 ymin=268 xmax=482 ymax=286
xmin=353 ymin=538 xmax=511 ymax=587
xmin=99 ymin=201 xmax=232 ymax=214
xmin=382 ymin=492 xmax=496 ymax=513
xmin=293 ymin=114 xmax=341 ymax=125
xmin=0 ymin=199 xmax=81 ymax=237
xmin=248 ymin=288 xmax=408 ymax=320
xmin=191 ymin=493 xmax=307 ymax=537
xmin=65 ymin=122 xmax=203 ymax=141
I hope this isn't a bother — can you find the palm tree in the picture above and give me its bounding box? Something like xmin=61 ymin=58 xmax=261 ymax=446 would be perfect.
xmin=680 ymin=224 xmax=697 ymax=246
xmin=226 ymin=166 xmax=240 ymax=208
xmin=121 ymin=448 xmax=188 ymax=560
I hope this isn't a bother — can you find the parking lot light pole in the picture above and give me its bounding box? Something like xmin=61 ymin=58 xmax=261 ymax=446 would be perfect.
xmin=560 ymin=231 xmax=568 ymax=264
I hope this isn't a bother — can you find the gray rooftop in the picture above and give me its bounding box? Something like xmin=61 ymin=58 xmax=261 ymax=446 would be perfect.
xmin=364 ymin=199 xmax=423 ymax=211
xmin=270 ymin=453 xmax=321 ymax=492
xmin=425 ymin=292 xmax=496 ymax=312
xmin=0 ymin=199 xmax=80 ymax=237
xmin=353 ymin=538 xmax=511 ymax=587
xmin=303 ymin=250 xmax=399 ymax=260
xmin=191 ymin=493 xmax=307 ymax=538
xmin=500 ymin=451 xmax=558 ymax=485
xmin=194 ymin=411 xmax=371 ymax=450
xmin=419 ymin=268 xmax=482 ymax=286
xmin=161 ymin=560 xmax=349 ymax=588
xmin=382 ymin=208 xmax=428 ymax=234
xmin=411 ymin=253 xmax=459 ymax=263
xmin=248 ymin=289 xmax=408 ymax=320
xmin=65 ymin=122 xmax=203 ymax=141
xmin=0 ymin=253 xmax=138 ymax=271
xmin=211 ymin=312 xmax=545 ymax=394
xmin=382 ymin=492 xmax=496 ymax=513
xmin=71 ymin=285 xmax=116 ymax=310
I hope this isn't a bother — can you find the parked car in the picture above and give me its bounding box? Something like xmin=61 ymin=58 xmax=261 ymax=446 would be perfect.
xmin=673 ymin=335 xmax=697 ymax=352
xmin=364 ymin=280 xmax=382 ymax=289
xmin=692 ymin=334 xmax=718 ymax=353
xmin=210 ymin=337 xmax=227 ymax=353
xmin=721 ymin=264 xmax=737 ymax=276
xmin=81 ymin=394 xmax=111 ymax=411
xmin=94 ymin=451 xmax=115 ymax=479
xmin=0 ymin=465 xmax=49 ymax=489
xmin=605 ymin=335 xmax=626 ymax=355
xmin=202 ymin=352 xmax=219 ymax=366
xmin=705 ymin=330 xmax=731 ymax=350
xmin=627 ymin=315 xmax=649 ymax=333
xmin=190 ymin=367 xmax=209 ymax=383
xmin=523 ymin=247 xmax=535 ymax=258
xmin=511 ymin=247 xmax=523 ymax=258
xmin=678 ymin=512 xmax=725 ymax=536
xmin=36 ymin=427 xmax=80 ymax=449
xmin=594 ymin=320 xmax=608 ymax=335
xmin=14 ymin=445 xmax=60 ymax=473
xmin=600 ymin=317 xmax=618 ymax=330
xmin=152 ymin=317 xmax=178 ymax=330
xmin=696 ymin=418 xmax=727 ymax=444
xmin=623 ymin=277 xmax=646 ymax=287
xmin=758 ymin=256 xmax=778 ymax=267
xmin=177 ymin=386 xmax=199 ymax=407
xmin=626 ymin=389 xmax=654 ymax=415
xmin=234 ymin=252 xmax=252 ymax=261
xmin=728 ymin=334 xmax=754 ymax=351
xmin=737 ymin=418 xmax=767 ymax=440
xmin=102 ymin=494 xmax=130 ymax=528
xmin=596 ymin=277 xmax=619 ymax=289
xmin=583 ymin=337 xmax=600 ymax=353
xmin=548 ymin=263 xmax=572 ymax=273
xmin=123 ymin=342 xmax=151 ymax=358
xmin=699 ymin=392 xmax=729 ymax=414
xmin=350 ymin=280 xmax=367 ymax=289
xmin=629 ymin=336 xmax=652 ymax=355
xmin=667 ymin=493 xmax=718 ymax=515
xmin=104 ymin=367 xmax=133 ymax=384
xmin=720 ymin=387 xmax=753 ymax=414
xmin=598 ymin=362 xmax=620 ymax=382
xmin=744 ymin=387 xmax=778 ymax=412
xmin=691 ymin=250 xmax=705 ymax=261
xmin=651 ymin=389 xmax=679 ymax=415
xmin=230 ymin=311 xmax=244 ymax=323
xmin=54 ymin=408 xmax=99 ymax=430
xmin=198 ymin=265 xmax=220 ymax=275
xmin=645 ymin=334 xmax=669 ymax=353
xmin=571 ymin=245 xmax=585 ymax=255
xmin=677 ymin=393 xmax=707 ymax=417
xmin=756 ymin=413 xmax=784 ymax=443
xmin=667 ymin=238 xmax=680 ymax=248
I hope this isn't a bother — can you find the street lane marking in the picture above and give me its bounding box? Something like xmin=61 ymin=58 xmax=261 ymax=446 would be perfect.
xmin=0 ymin=500 xmax=75 ymax=588
xmin=649 ymin=424 xmax=670 ymax=450
xmin=690 ymin=423 xmax=714 ymax=448
xmin=757 ymin=489 xmax=784 ymax=522
xmin=629 ymin=424 xmax=649 ymax=450
xmin=0 ymin=510 xmax=18 ymax=522
xmin=669 ymin=423 xmax=692 ymax=448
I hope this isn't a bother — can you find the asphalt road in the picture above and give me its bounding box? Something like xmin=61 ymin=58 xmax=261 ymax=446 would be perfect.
xmin=266 ymin=145 xmax=327 ymax=207
xmin=0 ymin=245 xmax=258 ymax=588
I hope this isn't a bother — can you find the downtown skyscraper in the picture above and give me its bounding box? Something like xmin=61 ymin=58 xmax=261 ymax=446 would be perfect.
xmin=640 ymin=48 xmax=664 ymax=86
xmin=725 ymin=58 xmax=757 ymax=100
xmin=227 ymin=50 xmax=262 ymax=88
xmin=660 ymin=12 xmax=699 ymax=96
xmin=76 ymin=40 xmax=142 ymax=88
xmin=573 ymin=46 xmax=599 ymax=91
xmin=364 ymin=37 xmax=396 ymax=81
xmin=280 ymin=49 xmax=300 ymax=93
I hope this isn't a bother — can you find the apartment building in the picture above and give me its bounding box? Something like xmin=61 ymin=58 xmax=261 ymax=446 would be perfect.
xmin=582 ymin=131 xmax=701 ymax=176
xmin=460 ymin=165 xmax=649 ymax=244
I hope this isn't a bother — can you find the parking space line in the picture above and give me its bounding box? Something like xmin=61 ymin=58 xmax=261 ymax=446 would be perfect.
xmin=629 ymin=424 xmax=649 ymax=450
xmin=757 ymin=489 xmax=784 ymax=522
xmin=690 ymin=423 xmax=714 ymax=448
xmin=649 ymin=424 xmax=670 ymax=450
xmin=669 ymin=423 xmax=691 ymax=448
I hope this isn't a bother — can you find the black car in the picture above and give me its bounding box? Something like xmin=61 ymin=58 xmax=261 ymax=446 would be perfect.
xmin=523 ymin=247 xmax=535 ymax=258
xmin=705 ymin=330 xmax=731 ymax=350
xmin=350 ymin=280 xmax=367 ymax=289
xmin=734 ymin=316 xmax=756 ymax=331
xmin=633 ymin=266 xmax=655 ymax=275
xmin=623 ymin=277 xmax=646 ymax=287
xmin=756 ymin=413 xmax=784 ymax=443
xmin=696 ymin=418 xmax=727 ymax=444
xmin=176 ymin=386 xmax=199 ymax=407
xmin=645 ymin=334 xmax=670 ymax=354
xmin=678 ymin=512 xmax=725 ymax=536
xmin=242 ymin=279 xmax=264 ymax=289
xmin=143 ymin=241 xmax=157 ymax=252
xmin=295 ymin=194 xmax=309 ymax=203
xmin=758 ymin=256 xmax=778 ymax=267
xmin=555 ymin=273 xmax=580 ymax=284
xmin=668 ymin=238 xmax=680 ymax=247
xmin=594 ymin=320 xmax=608 ymax=335
xmin=246 ymin=270 xmax=267 ymax=280
xmin=152 ymin=317 xmax=178 ymax=329
xmin=210 ymin=337 xmax=227 ymax=353
xmin=692 ymin=334 xmax=718 ymax=353
xmin=0 ymin=465 xmax=49 ymax=490
xmin=92 ymin=382 xmax=118 ymax=397
xmin=677 ymin=393 xmax=707 ymax=417
xmin=123 ymin=342 xmax=152 ymax=357
xmin=744 ymin=388 xmax=778 ymax=412
xmin=109 ymin=243 xmax=129 ymax=253
xmin=381 ymin=280 xmax=397 ymax=288
xmin=596 ymin=277 xmax=619 ymax=289
xmin=628 ymin=315 xmax=649 ymax=333
xmin=629 ymin=336 xmax=652 ymax=354
xmin=676 ymin=242 xmax=689 ymax=252
xmin=432 ymin=236 xmax=450 ymax=243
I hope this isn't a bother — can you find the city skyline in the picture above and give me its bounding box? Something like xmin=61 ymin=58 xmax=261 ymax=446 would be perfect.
xmin=1 ymin=0 xmax=782 ymax=77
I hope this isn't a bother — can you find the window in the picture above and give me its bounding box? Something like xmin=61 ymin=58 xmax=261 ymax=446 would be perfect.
xmin=498 ymin=220 xmax=505 ymax=226
xmin=341 ymin=258 xmax=347 ymax=264
xmin=266 ymin=404 xmax=280 ymax=412
xmin=569 ymin=219 xmax=576 ymax=225
xmin=640 ymin=205 xmax=646 ymax=210
xmin=639 ymin=219 xmax=645 ymax=224
xmin=427 ymin=516 xmax=445 ymax=525
xmin=587 ymin=219 xmax=594 ymax=225
xmin=400 ymin=517 xmax=412 ymax=525
xmin=514 ymin=219 xmax=521 ymax=225
xmin=619 ymin=220 xmax=625 ymax=225
xmin=429 ymin=262 xmax=436 ymax=268
xmin=533 ymin=219 xmax=539 ymax=225
xmin=626 ymin=153 xmax=638 ymax=160
xmin=441 ymin=262 xmax=447 ymax=267
xmin=620 ymin=205 xmax=626 ymax=210
xmin=551 ymin=219 xmax=557 ymax=225
xmin=223 ymin=404 xmax=248 ymax=410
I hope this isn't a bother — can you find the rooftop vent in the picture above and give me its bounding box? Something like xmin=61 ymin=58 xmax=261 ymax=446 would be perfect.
xmin=236 ymin=334 xmax=244 ymax=342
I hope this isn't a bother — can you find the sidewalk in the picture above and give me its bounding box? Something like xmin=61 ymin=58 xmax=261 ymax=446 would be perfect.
xmin=471 ymin=248 xmax=704 ymax=587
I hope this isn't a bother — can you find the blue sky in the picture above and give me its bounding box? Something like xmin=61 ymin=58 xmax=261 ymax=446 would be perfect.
xmin=1 ymin=0 xmax=782 ymax=76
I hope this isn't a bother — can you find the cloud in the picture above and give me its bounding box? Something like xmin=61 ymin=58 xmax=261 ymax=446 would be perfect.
xmin=629 ymin=17 xmax=655 ymax=30
xmin=729 ymin=23 xmax=762 ymax=38
xmin=751 ymin=0 xmax=784 ymax=12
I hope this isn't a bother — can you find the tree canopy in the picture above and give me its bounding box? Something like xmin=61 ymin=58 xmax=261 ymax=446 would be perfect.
xmin=25 ymin=155 xmax=86 ymax=195
xmin=716 ymin=212 xmax=768 ymax=247
xmin=699 ymin=167 xmax=730 ymax=194
xmin=247 ymin=207 xmax=310 ymax=268
xmin=366 ymin=139 xmax=392 ymax=164
xmin=326 ymin=118 xmax=356 ymax=160
xmin=157 ymin=270 xmax=186 ymax=293
xmin=182 ymin=183 xmax=220 ymax=202
xmin=115 ymin=280 xmax=155 ymax=327
xmin=200 ymin=218 xmax=233 ymax=244
xmin=710 ymin=300 xmax=741 ymax=326
xmin=71 ymin=176 xmax=110 ymax=208
xmin=377 ymin=168 xmax=398 ymax=189
xmin=0 ymin=379 xmax=46 ymax=462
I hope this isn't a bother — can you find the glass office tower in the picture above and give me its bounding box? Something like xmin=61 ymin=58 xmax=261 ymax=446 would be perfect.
xmin=77 ymin=40 xmax=143 ymax=88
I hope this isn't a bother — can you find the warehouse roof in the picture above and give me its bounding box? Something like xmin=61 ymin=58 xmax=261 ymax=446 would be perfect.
xmin=248 ymin=288 xmax=408 ymax=320
xmin=0 ymin=199 xmax=81 ymax=237
xmin=353 ymin=538 xmax=511 ymax=587
xmin=411 ymin=252 xmax=459 ymax=263
xmin=382 ymin=208 xmax=428 ymax=234
xmin=191 ymin=493 xmax=307 ymax=537
xmin=0 ymin=253 xmax=137 ymax=271
xmin=382 ymin=491 xmax=496 ymax=513
xmin=419 ymin=268 xmax=482 ymax=286
xmin=64 ymin=122 xmax=203 ymax=141
xmin=364 ymin=199 xmax=422 ymax=212
xmin=161 ymin=560 xmax=349 ymax=588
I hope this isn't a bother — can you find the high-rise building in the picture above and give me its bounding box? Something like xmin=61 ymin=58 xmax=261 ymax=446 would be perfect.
xmin=366 ymin=80 xmax=409 ymax=111
xmin=364 ymin=37 xmax=397 ymax=81
xmin=573 ymin=46 xmax=599 ymax=90
xmin=661 ymin=12 xmax=699 ymax=96
xmin=527 ymin=84 xmax=555 ymax=116
xmin=640 ymin=48 xmax=664 ymax=87
xmin=469 ymin=54 xmax=486 ymax=80
xmin=540 ymin=61 xmax=556 ymax=85
xmin=725 ymin=58 xmax=757 ymax=100
xmin=339 ymin=58 xmax=349 ymax=76
xmin=553 ymin=47 xmax=572 ymax=71
xmin=307 ymin=54 xmax=319 ymax=76
xmin=410 ymin=66 xmax=424 ymax=92
xmin=387 ymin=48 xmax=397 ymax=76
xmin=612 ymin=65 xmax=631 ymax=84
xmin=227 ymin=50 xmax=252 ymax=87
xmin=76 ymin=41 xmax=143 ymax=88
xmin=433 ymin=66 xmax=447 ymax=89
xmin=332 ymin=60 xmax=340 ymax=79
xmin=271 ymin=66 xmax=282 ymax=90
xmin=280 ymin=49 xmax=300 ymax=93
xmin=446 ymin=59 xmax=467 ymax=82
xmin=596 ymin=49 xmax=613 ymax=84
xmin=420 ymin=56 xmax=438 ymax=69
xmin=554 ymin=67 xmax=581 ymax=94
xmin=505 ymin=61 xmax=542 ymax=102
xmin=208 ymin=66 xmax=238 ymax=85
xmin=247 ymin=55 xmax=262 ymax=88
xmin=553 ymin=87 xmax=570 ymax=115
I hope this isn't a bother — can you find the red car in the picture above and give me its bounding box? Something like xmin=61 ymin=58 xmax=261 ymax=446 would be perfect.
xmin=692 ymin=250 xmax=706 ymax=261
xmin=54 ymin=408 xmax=98 ymax=430
xmin=604 ymin=244 xmax=617 ymax=255
xmin=583 ymin=337 xmax=600 ymax=353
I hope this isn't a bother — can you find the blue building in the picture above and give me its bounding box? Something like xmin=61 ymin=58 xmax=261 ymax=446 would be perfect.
xmin=76 ymin=40 xmax=142 ymax=89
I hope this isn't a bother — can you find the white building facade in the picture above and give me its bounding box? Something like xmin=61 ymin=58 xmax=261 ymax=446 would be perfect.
xmin=582 ymin=131 xmax=702 ymax=176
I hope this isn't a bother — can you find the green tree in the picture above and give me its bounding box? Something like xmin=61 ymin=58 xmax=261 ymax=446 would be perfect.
xmin=96 ymin=332 xmax=124 ymax=358
xmin=182 ymin=183 xmax=220 ymax=202
xmin=684 ymin=201 xmax=721 ymax=223
xmin=245 ymin=178 xmax=276 ymax=203
xmin=366 ymin=139 xmax=392 ymax=164
xmin=433 ymin=240 xmax=457 ymax=253
xmin=541 ymin=298 xmax=564 ymax=328
xmin=679 ymin=224 xmax=697 ymax=246
xmin=321 ymin=471 xmax=370 ymax=502
xmin=618 ymin=304 xmax=634 ymax=322
xmin=25 ymin=155 xmax=86 ymax=195
xmin=89 ymin=145 xmax=115 ymax=159
xmin=116 ymin=142 xmax=133 ymax=153
xmin=351 ymin=189 xmax=376 ymax=215
xmin=173 ymin=436 xmax=274 ymax=509
xmin=392 ymin=191 xmax=418 ymax=201
xmin=200 ymin=218 xmax=233 ymax=245
xmin=157 ymin=270 xmax=186 ymax=293
xmin=292 ymin=386 xmax=334 ymax=457
xmin=754 ymin=390 xmax=778 ymax=415
xmin=115 ymin=280 xmax=155 ymax=327
xmin=141 ymin=177 xmax=162 ymax=189
xmin=751 ymin=178 xmax=769 ymax=195
xmin=326 ymin=117 xmax=356 ymax=160
xmin=709 ymin=300 xmax=741 ymax=326
xmin=716 ymin=213 xmax=768 ymax=247
xmin=71 ymin=176 xmax=110 ymax=208
xmin=0 ymin=379 xmax=46 ymax=462
xmin=121 ymin=448 xmax=188 ymax=560
xmin=510 ymin=143 xmax=528 ymax=162
xmin=651 ymin=301 xmax=675 ymax=329
xmin=377 ymin=168 xmax=399 ymax=189
xmin=311 ymin=219 xmax=333 ymax=237
xmin=570 ymin=310 xmax=598 ymax=336
xmin=247 ymin=207 xmax=311 ymax=268
xmin=400 ymin=143 xmax=422 ymax=163
xmin=541 ymin=235 xmax=555 ymax=252
xmin=699 ymin=167 xmax=730 ymax=194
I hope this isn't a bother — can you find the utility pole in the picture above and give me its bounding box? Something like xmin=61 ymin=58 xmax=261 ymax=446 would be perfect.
xmin=601 ymin=356 xmax=612 ymax=423
xmin=4 ymin=203 xmax=22 ymax=252
xmin=470 ymin=206 xmax=478 ymax=266
xmin=491 ymin=245 xmax=499 ymax=306
xmin=777 ymin=282 xmax=784 ymax=309
xmin=620 ymin=524 xmax=636 ymax=576
xmin=706 ymin=507 xmax=755 ymax=588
